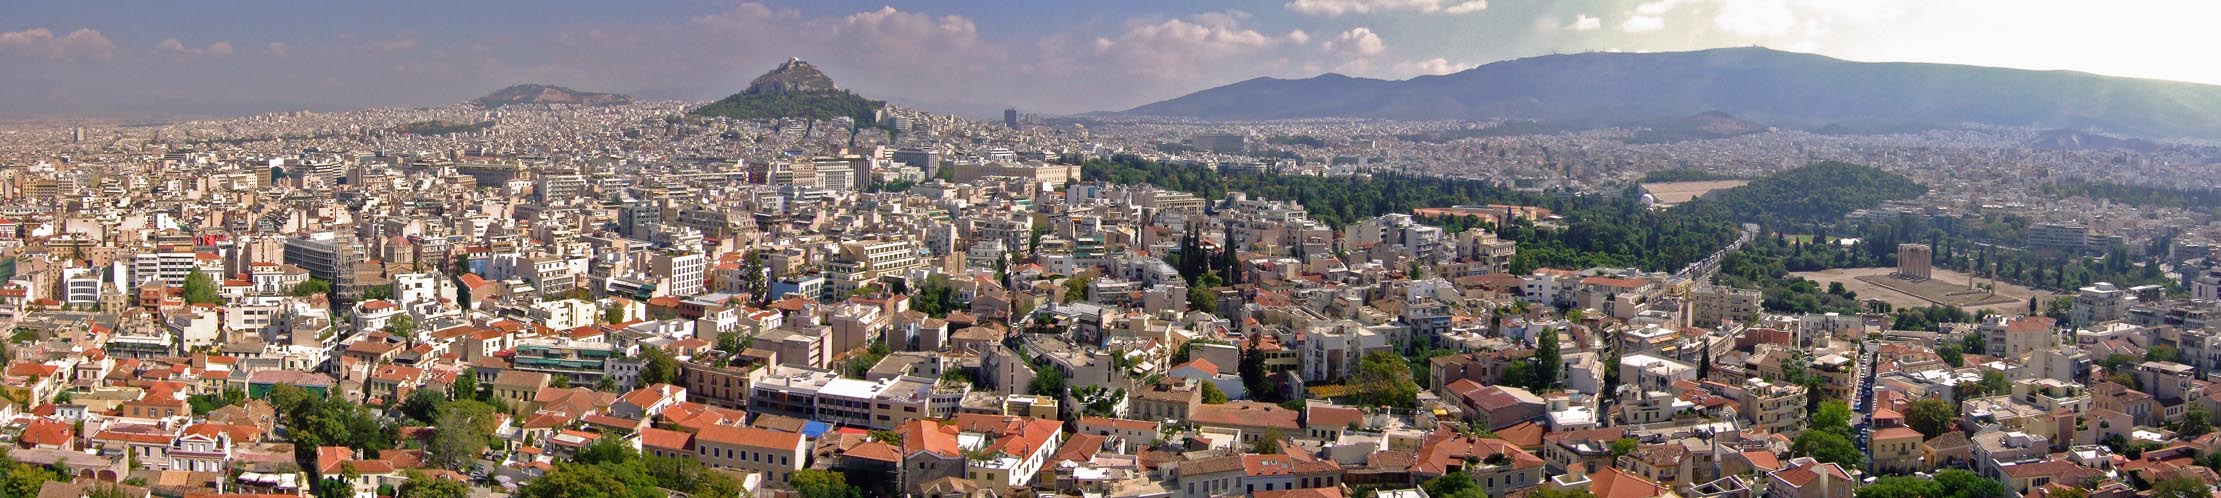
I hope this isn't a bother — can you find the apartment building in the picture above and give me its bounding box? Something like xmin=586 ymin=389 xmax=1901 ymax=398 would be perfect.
xmin=693 ymin=425 xmax=807 ymax=482
xmin=749 ymin=365 xmax=941 ymax=430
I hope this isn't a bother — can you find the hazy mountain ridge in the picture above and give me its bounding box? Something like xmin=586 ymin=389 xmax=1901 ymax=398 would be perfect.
xmin=1126 ymin=47 xmax=2221 ymax=138
xmin=472 ymin=84 xmax=632 ymax=107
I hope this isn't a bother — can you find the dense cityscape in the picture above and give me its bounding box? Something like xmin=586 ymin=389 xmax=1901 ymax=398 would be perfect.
xmin=9 ymin=5 xmax=2221 ymax=498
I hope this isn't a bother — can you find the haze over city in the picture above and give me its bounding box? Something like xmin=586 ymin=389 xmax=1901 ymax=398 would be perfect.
xmin=8 ymin=1 xmax=2221 ymax=118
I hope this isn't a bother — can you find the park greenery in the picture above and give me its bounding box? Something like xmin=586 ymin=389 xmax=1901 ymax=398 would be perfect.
xmin=690 ymin=90 xmax=887 ymax=130
xmin=1347 ymin=351 xmax=1420 ymax=409
xmin=1081 ymin=154 xmax=1739 ymax=274
xmin=1639 ymin=168 xmax=1743 ymax=183
xmin=2043 ymin=178 xmax=2221 ymax=213
xmin=514 ymin=439 xmax=744 ymax=498
xmin=1854 ymin=469 xmax=2004 ymax=498
xmin=1676 ymin=161 xmax=1926 ymax=226
xmin=396 ymin=120 xmax=494 ymax=136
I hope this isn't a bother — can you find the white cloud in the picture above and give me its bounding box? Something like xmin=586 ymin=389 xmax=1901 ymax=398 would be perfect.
xmin=1323 ymin=27 xmax=1386 ymax=56
xmin=823 ymin=6 xmax=983 ymax=51
xmin=0 ymin=27 xmax=116 ymax=61
xmin=1714 ymin=0 xmax=1798 ymax=37
xmin=1443 ymin=1 xmax=1488 ymax=14
xmin=1621 ymin=16 xmax=1666 ymax=32
xmin=1391 ymin=57 xmax=1476 ymax=77
xmin=1094 ymin=12 xmax=1307 ymax=79
xmin=1620 ymin=0 xmax=1688 ymax=32
xmin=688 ymin=2 xmax=794 ymax=30
xmin=1285 ymin=0 xmax=1486 ymax=17
xmin=265 ymin=42 xmax=292 ymax=57
xmin=1568 ymin=14 xmax=1602 ymax=31
xmin=159 ymin=39 xmax=237 ymax=61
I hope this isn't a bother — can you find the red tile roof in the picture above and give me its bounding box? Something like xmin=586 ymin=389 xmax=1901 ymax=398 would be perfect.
xmin=694 ymin=425 xmax=802 ymax=452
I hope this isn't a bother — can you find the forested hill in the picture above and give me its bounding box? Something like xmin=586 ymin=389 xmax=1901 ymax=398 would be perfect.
xmin=1679 ymin=161 xmax=1926 ymax=226
xmin=1077 ymin=155 xmax=1739 ymax=274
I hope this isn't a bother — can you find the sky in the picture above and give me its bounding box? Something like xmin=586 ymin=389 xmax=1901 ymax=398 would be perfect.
xmin=5 ymin=0 xmax=2220 ymax=119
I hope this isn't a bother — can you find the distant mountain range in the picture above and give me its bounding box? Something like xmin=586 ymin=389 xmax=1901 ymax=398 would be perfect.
xmin=1125 ymin=47 xmax=2221 ymax=138
xmin=472 ymin=84 xmax=632 ymax=107
xmin=691 ymin=58 xmax=886 ymax=124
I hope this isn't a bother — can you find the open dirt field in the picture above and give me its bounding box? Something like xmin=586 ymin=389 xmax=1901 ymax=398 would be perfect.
xmin=1791 ymin=267 xmax=2054 ymax=313
xmin=1641 ymin=180 xmax=1750 ymax=204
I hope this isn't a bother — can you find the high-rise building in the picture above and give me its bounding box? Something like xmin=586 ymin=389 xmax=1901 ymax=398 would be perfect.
xmin=2193 ymin=267 xmax=2221 ymax=302
xmin=1896 ymin=243 xmax=1932 ymax=280
xmin=1004 ymin=108 xmax=1019 ymax=129
xmin=651 ymin=250 xmax=707 ymax=297
xmin=892 ymin=148 xmax=941 ymax=177
xmin=284 ymin=233 xmax=363 ymax=301
xmin=1188 ymin=133 xmax=1246 ymax=154
xmin=2030 ymin=223 xmax=2089 ymax=253
xmin=2072 ymin=282 xmax=2131 ymax=327
xmin=536 ymin=174 xmax=588 ymax=203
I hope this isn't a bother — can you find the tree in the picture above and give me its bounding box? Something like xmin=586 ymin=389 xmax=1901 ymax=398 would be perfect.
xmin=1696 ymin=348 xmax=1712 ymax=380
xmin=1199 ymin=382 xmax=1229 ymax=404
xmin=1529 ymin=488 xmax=1600 ymax=498
xmin=1251 ymin=428 xmax=1285 ymax=454
xmin=182 ymin=270 xmax=221 ymax=305
xmin=426 ymin=405 xmax=492 ymax=469
xmin=1027 ymin=364 xmax=1066 ymax=397
xmin=1421 ymin=472 xmax=1487 ymax=498
xmin=2149 ymin=345 xmax=2182 ymax=363
xmin=397 ymin=388 xmax=446 ymax=423
xmin=1073 ymin=386 xmax=1125 ymax=418
xmin=1937 ymin=343 xmax=1965 ymax=367
xmin=1812 ymin=400 xmax=1852 ymax=435
xmin=313 ymin=477 xmax=352 ymax=498
xmin=388 ymin=314 xmax=417 ymax=337
xmin=1790 ymin=430 xmax=1863 ymax=470
xmin=2181 ymin=403 xmax=2213 ymax=437
xmin=1530 ymin=328 xmax=1563 ymax=392
xmin=715 ymin=332 xmax=749 ymax=356
xmin=639 ymin=347 xmax=679 ymax=386
xmin=1238 ymin=343 xmax=1273 ymax=402
xmin=292 ymin=279 xmax=332 ymax=297
xmin=1611 ymin=437 xmax=1639 ymax=457
xmin=603 ymin=306 xmax=623 ymax=324
xmin=1906 ymin=398 xmax=1957 ymax=439
xmin=396 ymin=471 xmax=469 ymax=498
xmin=1063 ymin=275 xmax=1094 ymax=302
xmin=791 ymin=469 xmax=862 ymax=498
xmin=1349 ymin=351 xmax=1420 ymax=409
xmin=911 ymin=275 xmax=964 ymax=317
xmin=1187 ymin=286 xmax=1217 ymax=314
xmin=515 ymin=463 xmax=640 ymax=498
xmin=1856 ymin=476 xmax=1945 ymax=498
xmin=2149 ymin=473 xmax=2203 ymax=498
xmin=187 ymin=387 xmax=246 ymax=415
xmin=451 ymin=373 xmax=480 ymax=402
xmin=0 ymin=460 xmax=57 ymax=498
xmin=454 ymin=276 xmax=473 ymax=311
xmin=867 ymin=429 xmax=902 ymax=444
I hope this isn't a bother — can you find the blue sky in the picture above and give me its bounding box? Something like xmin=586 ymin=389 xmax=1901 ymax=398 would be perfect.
xmin=5 ymin=1 xmax=2217 ymax=118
